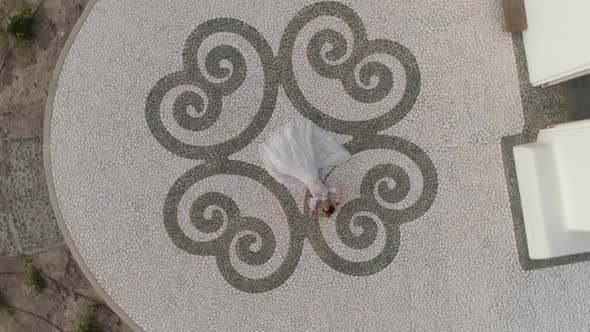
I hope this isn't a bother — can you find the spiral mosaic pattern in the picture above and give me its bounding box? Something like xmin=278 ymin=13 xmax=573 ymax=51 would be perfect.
xmin=146 ymin=2 xmax=437 ymax=292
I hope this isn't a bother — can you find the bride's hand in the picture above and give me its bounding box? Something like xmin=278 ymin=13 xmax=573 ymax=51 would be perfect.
xmin=310 ymin=210 xmax=318 ymax=220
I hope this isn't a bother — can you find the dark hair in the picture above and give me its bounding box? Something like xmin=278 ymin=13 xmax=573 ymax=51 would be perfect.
xmin=323 ymin=204 xmax=335 ymax=215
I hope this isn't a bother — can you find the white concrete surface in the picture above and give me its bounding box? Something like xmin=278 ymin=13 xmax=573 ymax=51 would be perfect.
xmin=515 ymin=120 xmax=590 ymax=259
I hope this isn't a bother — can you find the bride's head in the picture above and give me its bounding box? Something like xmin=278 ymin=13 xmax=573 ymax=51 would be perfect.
xmin=321 ymin=199 xmax=335 ymax=216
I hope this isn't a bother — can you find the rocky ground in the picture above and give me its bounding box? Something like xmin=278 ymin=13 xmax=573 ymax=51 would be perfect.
xmin=0 ymin=0 xmax=130 ymax=330
xmin=0 ymin=246 xmax=132 ymax=332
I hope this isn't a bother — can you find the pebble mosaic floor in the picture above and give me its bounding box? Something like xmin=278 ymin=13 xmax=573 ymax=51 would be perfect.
xmin=45 ymin=0 xmax=590 ymax=330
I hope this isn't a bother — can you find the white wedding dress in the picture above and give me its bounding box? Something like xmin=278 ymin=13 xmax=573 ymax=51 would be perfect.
xmin=259 ymin=118 xmax=351 ymax=208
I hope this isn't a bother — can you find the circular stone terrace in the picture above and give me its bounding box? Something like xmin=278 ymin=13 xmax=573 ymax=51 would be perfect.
xmin=44 ymin=0 xmax=590 ymax=330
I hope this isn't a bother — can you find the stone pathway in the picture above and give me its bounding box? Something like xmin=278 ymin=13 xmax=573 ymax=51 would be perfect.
xmin=0 ymin=136 xmax=61 ymax=255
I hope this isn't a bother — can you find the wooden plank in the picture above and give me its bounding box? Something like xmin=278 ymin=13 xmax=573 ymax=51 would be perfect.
xmin=502 ymin=0 xmax=528 ymax=32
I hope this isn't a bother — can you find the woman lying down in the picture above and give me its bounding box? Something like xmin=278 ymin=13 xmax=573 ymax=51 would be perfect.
xmin=259 ymin=118 xmax=351 ymax=220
